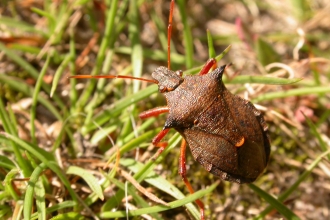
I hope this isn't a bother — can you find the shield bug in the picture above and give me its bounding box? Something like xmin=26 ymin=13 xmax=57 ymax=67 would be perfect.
xmin=70 ymin=0 xmax=270 ymax=219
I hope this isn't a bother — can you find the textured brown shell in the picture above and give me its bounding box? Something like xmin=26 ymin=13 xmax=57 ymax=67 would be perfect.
xmin=161 ymin=66 xmax=270 ymax=184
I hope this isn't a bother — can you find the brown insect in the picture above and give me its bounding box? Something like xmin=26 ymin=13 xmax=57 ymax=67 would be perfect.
xmin=70 ymin=0 xmax=270 ymax=219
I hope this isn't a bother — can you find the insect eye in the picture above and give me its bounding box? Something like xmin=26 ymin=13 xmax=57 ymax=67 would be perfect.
xmin=159 ymin=85 xmax=166 ymax=93
xmin=176 ymin=70 xmax=183 ymax=77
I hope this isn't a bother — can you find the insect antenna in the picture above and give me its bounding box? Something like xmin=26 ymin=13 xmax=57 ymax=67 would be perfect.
xmin=69 ymin=74 xmax=158 ymax=84
xmin=70 ymin=1 xmax=175 ymax=84
xmin=167 ymin=0 xmax=174 ymax=70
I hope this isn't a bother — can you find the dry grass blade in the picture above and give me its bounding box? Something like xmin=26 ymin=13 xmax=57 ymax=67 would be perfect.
xmin=118 ymin=168 xmax=169 ymax=207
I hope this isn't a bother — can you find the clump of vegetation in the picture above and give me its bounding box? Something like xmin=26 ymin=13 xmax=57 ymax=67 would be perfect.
xmin=0 ymin=0 xmax=329 ymax=219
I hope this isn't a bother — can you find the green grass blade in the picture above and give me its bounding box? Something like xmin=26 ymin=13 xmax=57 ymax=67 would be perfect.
xmin=0 ymin=99 xmax=17 ymax=136
xmin=249 ymin=184 xmax=300 ymax=220
xmin=177 ymin=0 xmax=194 ymax=69
xmin=304 ymin=115 xmax=330 ymax=160
xmin=66 ymin=166 xmax=104 ymax=200
xmin=31 ymin=54 xmax=51 ymax=144
xmin=82 ymin=85 xmax=158 ymax=134
xmin=0 ymin=43 xmax=66 ymax=111
xmin=107 ymin=129 xmax=160 ymax=162
xmin=151 ymin=10 xmax=175 ymax=55
xmin=229 ymin=75 xmax=303 ymax=85
xmin=184 ymin=48 xmax=232 ymax=75
xmin=0 ymin=17 xmax=48 ymax=37
xmin=0 ymin=155 xmax=15 ymax=170
xmin=38 ymin=1 xmax=71 ymax=47
xmin=35 ymin=179 xmax=46 ymax=220
xmin=122 ymin=118 xmax=156 ymax=143
xmin=0 ymin=99 xmax=32 ymax=176
xmin=85 ymin=0 xmax=130 ymax=111
xmin=255 ymin=149 xmax=330 ymax=219
xmin=101 ymin=133 xmax=182 ymax=211
xmin=4 ymin=169 xmax=20 ymax=201
xmin=100 ymin=133 xmax=204 ymax=218
xmin=207 ymin=30 xmax=216 ymax=58
xmin=215 ymin=45 xmax=232 ymax=62
xmin=253 ymin=86 xmax=330 ymax=102
xmin=90 ymin=125 xmax=117 ymax=144
xmin=30 ymin=201 xmax=77 ymax=220
xmin=0 ymin=133 xmax=80 ymax=205
xmin=31 ymin=7 xmax=56 ymax=27
xmin=129 ymin=0 xmax=143 ymax=93
xmin=6 ymin=44 xmax=41 ymax=55
xmin=0 ymin=132 xmax=55 ymax=163
xmin=107 ymin=176 xmax=162 ymax=220
xmin=100 ymin=181 xmax=219 ymax=218
xmin=0 ymin=42 xmax=38 ymax=79
xmin=50 ymin=53 xmax=72 ymax=97
xmin=114 ymin=47 xmax=185 ymax=65
xmin=7 ymin=103 xmax=18 ymax=136
xmin=121 ymin=158 xmax=200 ymax=218
xmin=255 ymin=37 xmax=280 ymax=66
xmin=0 ymin=74 xmax=62 ymax=120
xmin=0 ymin=204 xmax=11 ymax=218
xmin=49 ymin=212 xmax=85 ymax=220
xmin=24 ymin=163 xmax=47 ymax=220
xmin=68 ymin=30 xmax=77 ymax=107
xmin=289 ymin=0 xmax=309 ymax=21
xmin=76 ymin=0 xmax=119 ymax=108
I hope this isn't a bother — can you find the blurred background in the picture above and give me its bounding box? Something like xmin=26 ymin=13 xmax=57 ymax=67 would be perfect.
xmin=0 ymin=0 xmax=329 ymax=219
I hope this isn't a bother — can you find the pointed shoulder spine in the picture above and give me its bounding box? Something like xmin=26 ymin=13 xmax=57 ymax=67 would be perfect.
xmin=210 ymin=65 xmax=226 ymax=81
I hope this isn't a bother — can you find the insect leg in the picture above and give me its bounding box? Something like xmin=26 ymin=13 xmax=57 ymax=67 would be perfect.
xmin=139 ymin=107 xmax=170 ymax=154
xmin=152 ymin=128 xmax=170 ymax=146
xmin=198 ymin=58 xmax=217 ymax=75
xmin=148 ymin=128 xmax=171 ymax=159
xmin=179 ymin=139 xmax=205 ymax=220
xmin=139 ymin=106 xmax=169 ymax=119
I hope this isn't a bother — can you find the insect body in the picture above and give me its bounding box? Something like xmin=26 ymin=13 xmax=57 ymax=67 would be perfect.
xmin=152 ymin=65 xmax=270 ymax=184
